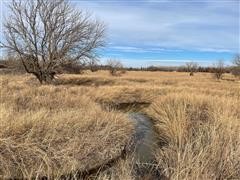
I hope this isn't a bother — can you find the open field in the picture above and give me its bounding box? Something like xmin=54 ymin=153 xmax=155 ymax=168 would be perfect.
xmin=0 ymin=71 xmax=240 ymax=179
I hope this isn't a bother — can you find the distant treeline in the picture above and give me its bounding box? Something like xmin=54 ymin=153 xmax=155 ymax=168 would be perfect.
xmin=130 ymin=65 xmax=232 ymax=73
xmin=83 ymin=65 xmax=233 ymax=74
xmin=0 ymin=58 xmax=234 ymax=74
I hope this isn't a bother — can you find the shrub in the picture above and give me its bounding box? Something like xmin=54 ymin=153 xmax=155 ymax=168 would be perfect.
xmin=232 ymin=55 xmax=240 ymax=78
xmin=185 ymin=62 xmax=198 ymax=76
xmin=212 ymin=60 xmax=225 ymax=80
xmin=107 ymin=59 xmax=124 ymax=76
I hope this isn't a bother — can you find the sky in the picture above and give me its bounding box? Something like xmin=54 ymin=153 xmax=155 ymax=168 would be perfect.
xmin=0 ymin=0 xmax=239 ymax=67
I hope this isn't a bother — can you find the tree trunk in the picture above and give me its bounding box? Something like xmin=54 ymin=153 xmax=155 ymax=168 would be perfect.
xmin=33 ymin=71 xmax=55 ymax=84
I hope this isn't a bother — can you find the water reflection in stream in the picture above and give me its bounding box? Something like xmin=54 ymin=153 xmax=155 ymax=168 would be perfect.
xmin=129 ymin=113 xmax=158 ymax=164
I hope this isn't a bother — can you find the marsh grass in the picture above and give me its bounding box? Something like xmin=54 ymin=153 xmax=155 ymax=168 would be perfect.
xmin=0 ymin=74 xmax=133 ymax=179
xmin=147 ymin=94 xmax=240 ymax=179
xmin=0 ymin=71 xmax=239 ymax=179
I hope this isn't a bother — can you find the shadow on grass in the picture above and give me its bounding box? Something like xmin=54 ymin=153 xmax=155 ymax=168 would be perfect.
xmin=55 ymin=77 xmax=115 ymax=86
xmin=124 ymin=78 xmax=148 ymax=83
xmin=100 ymin=101 xmax=151 ymax=112
xmin=222 ymin=77 xmax=237 ymax=82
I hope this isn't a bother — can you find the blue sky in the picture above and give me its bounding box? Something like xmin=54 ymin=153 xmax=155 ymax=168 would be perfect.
xmin=1 ymin=0 xmax=239 ymax=67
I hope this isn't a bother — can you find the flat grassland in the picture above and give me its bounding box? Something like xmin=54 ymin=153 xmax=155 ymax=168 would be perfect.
xmin=0 ymin=71 xmax=240 ymax=179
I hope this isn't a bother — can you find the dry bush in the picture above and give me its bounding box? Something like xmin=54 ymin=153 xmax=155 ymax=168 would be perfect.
xmin=107 ymin=59 xmax=124 ymax=76
xmin=232 ymin=54 xmax=240 ymax=78
xmin=185 ymin=62 xmax=198 ymax=76
xmin=147 ymin=93 xmax=240 ymax=179
xmin=0 ymin=56 xmax=25 ymax=71
xmin=232 ymin=67 xmax=240 ymax=78
xmin=213 ymin=60 xmax=225 ymax=80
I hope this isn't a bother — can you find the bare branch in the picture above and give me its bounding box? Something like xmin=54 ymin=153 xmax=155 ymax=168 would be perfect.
xmin=107 ymin=59 xmax=124 ymax=76
xmin=185 ymin=62 xmax=199 ymax=76
xmin=0 ymin=0 xmax=105 ymax=83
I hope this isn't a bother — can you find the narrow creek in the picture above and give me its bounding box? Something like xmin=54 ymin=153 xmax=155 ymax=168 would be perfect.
xmin=128 ymin=113 xmax=158 ymax=164
xmin=76 ymin=112 xmax=161 ymax=179
xmin=127 ymin=113 xmax=164 ymax=179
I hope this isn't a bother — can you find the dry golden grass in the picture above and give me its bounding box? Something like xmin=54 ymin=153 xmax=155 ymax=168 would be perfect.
xmin=0 ymin=71 xmax=240 ymax=179
xmin=0 ymin=74 xmax=133 ymax=179
xmin=147 ymin=93 xmax=240 ymax=179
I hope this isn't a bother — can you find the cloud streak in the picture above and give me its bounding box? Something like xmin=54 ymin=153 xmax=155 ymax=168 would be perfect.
xmin=76 ymin=0 xmax=239 ymax=53
xmin=100 ymin=57 xmax=227 ymax=67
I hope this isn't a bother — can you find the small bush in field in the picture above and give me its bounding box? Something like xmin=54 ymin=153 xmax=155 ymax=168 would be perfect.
xmin=232 ymin=55 xmax=240 ymax=78
xmin=185 ymin=62 xmax=198 ymax=76
xmin=213 ymin=60 xmax=225 ymax=80
xmin=107 ymin=59 xmax=124 ymax=76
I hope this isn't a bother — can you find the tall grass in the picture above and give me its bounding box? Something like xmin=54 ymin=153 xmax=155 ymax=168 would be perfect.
xmin=147 ymin=94 xmax=240 ymax=179
xmin=0 ymin=74 xmax=133 ymax=179
xmin=0 ymin=71 xmax=239 ymax=179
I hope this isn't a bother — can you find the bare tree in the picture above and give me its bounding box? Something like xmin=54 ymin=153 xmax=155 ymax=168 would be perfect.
xmin=213 ymin=60 xmax=225 ymax=80
xmin=106 ymin=59 xmax=124 ymax=76
xmin=232 ymin=54 xmax=240 ymax=78
xmin=233 ymin=54 xmax=240 ymax=66
xmin=89 ymin=59 xmax=99 ymax=72
xmin=0 ymin=0 xmax=105 ymax=84
xmin=185 ymin=62 xmax=198 ymax=76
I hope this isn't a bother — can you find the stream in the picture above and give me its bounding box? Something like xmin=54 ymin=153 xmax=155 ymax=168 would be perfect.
xmin=74 ymin=113 xmax=160 ymax=179
xmin=129 ymin=113 xmax=158 ymax=164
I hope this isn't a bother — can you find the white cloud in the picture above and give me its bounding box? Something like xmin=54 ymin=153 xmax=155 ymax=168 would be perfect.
xmin=100 ymin=57 xmax=225 ymax=67
xmin=111 ymin=46 xmax=146 ymax=52
xmin=196 ymin=48 xmax=234 ymax=53
xmin=109 ymin=45 xmax=235 ymax=54
xmin=109 ymin=45 xmax=185 ymax=53
xmin=75 ymin=0 xmax=239 ymax=53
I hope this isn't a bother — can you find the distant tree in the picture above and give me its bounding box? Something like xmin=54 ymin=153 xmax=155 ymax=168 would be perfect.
xmin=185 ymin=62 xmax=198 ymax=76
xmin=147 ymin=66 xmax=159 ymax=71
xmin=0 ymin=0 xmax=105 ymax=84
xmin=213 ymin=60 xmax=225 ymax=80
xmin=89 ymin=59 xmax=99 ymax=72
xmin=232 ymin=54 xmax=240 ymax=78
xmin=106 ymin=59 xmax=124 ymax=76
xmin=233 ymin=54 xmax=240 ymax=66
